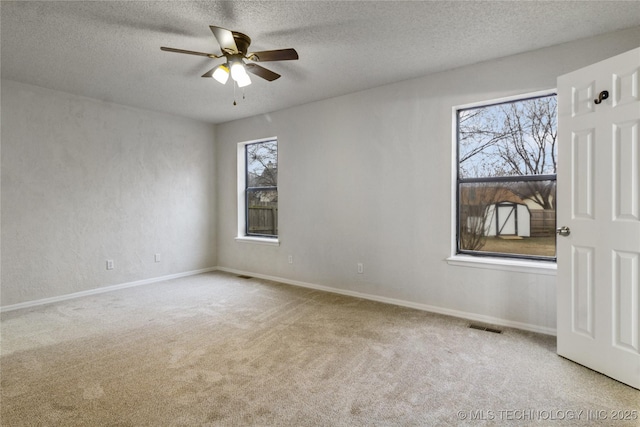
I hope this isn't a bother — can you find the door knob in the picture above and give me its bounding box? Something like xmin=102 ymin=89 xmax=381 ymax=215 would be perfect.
xmin=556 ymin=226 xmax=571 ymax=237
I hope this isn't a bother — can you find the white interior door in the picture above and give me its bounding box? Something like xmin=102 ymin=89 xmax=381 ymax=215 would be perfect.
xmin=557 ymin=47 xmax=640 ymax=390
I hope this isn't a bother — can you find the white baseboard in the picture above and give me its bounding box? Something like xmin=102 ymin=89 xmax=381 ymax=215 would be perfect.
xmin=216 ymin=266 xmax=557 ymax=336
xmin=1 ymin=266 xmax=557 ymax=336
xmin=0 ymin=267 xmax=217 ymax=313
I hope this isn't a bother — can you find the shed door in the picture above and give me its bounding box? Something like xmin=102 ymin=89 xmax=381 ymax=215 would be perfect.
xmin=496 ymin=203 xmax=517 ymax=235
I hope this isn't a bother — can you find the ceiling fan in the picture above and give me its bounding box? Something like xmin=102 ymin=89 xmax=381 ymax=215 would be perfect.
xmin=161 ymin=26 xmax=299 ymax=89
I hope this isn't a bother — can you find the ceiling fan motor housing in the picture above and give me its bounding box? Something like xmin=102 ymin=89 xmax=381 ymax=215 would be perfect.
xmin=231 ymin=31 xmax=251 ymax=55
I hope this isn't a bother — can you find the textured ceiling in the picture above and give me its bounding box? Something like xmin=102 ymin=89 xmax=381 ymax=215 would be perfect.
xmin=2 ymin=1 xmax=639 ymax=124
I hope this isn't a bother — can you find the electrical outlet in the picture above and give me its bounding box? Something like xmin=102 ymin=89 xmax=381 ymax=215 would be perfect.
xmin=155 ymin=253 xmax=161 ymax=263
xmin=106 ymin=260 xmax=114 ymax=270
xmin=288 ymin=255 xmax=293 ymax=264
xmin=357 ymin=262 xmax=364 ymax=274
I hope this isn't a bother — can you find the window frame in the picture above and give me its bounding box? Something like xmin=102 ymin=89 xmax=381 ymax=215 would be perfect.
xmin=236 ymin=137 xmax=280 ymax=246
xmin=449 ymin=90 xmax=558 ymax=272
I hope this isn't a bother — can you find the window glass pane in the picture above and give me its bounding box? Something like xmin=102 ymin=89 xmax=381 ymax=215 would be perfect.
xmin=247 ymin=189 xmax=278 ymax=237
xmin=247 ymin=141 xmax=277 ymax=187
xmin=458 ymin=180 xmax=556 ymax=258
xmin=458 ymin=95 xmax=557 ymax=179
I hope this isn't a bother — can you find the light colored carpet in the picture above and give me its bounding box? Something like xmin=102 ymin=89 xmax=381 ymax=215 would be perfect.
xmin=1 ymin=271 xmax=638 ymax=426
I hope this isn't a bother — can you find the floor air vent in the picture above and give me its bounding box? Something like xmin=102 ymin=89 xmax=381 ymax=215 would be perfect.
xmin=469 ymin=324 xmax=503 ymax=334
xmin=237 ymin=275 xmax=252 ymax=279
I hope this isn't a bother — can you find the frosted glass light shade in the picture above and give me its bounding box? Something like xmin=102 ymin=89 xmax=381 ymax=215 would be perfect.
xmin=231 ymin=62 xmax=251 ymax=87
xmin=236 ymin=73 xmax=251 ymax=88
xmin=212 ymin=64 xmax=229 ymax=84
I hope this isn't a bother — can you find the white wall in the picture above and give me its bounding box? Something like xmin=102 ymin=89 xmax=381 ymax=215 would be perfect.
xmin=1 ymin=81 xmax=217 ymax=306
xmin=215 ymin=27 xmax=640 ymax=333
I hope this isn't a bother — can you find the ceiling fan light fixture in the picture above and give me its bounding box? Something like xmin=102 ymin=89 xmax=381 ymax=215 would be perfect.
xmin=236 ymin=73 xmax=252 ymax=88
xmin=212 ymin=64 xmax=230 ymax=84
xmin=230 ymin=61 xmax=251 ymax=87
xmin=162 ymin=26 xmax=298 ymax=94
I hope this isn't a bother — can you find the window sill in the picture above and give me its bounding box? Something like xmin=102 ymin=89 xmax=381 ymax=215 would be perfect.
xmin=235 ymin=236 xmax=280 ymax=246
xmin=446 ymin=254 xmax=557 ymax=275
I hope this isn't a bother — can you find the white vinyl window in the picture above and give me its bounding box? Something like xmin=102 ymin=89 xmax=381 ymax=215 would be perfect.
xmin=455 ymin=92 xmax=557 ymax=262
xmin=236 ymin=138 xmax=279 ymax=245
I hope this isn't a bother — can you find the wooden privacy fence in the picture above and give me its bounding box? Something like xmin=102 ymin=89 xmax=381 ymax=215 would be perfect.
xmin=530 ymin=210 xmax=555 ymax=236
xmin=248 ymin=204 xmax=278 ymax=235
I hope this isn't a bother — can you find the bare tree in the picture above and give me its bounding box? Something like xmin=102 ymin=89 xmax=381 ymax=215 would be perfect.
xmin=460 ymin=211 xmax=488 ymax=251
xmin=458 ymin=184 xmax=504 ymax=251
xmin=459 ymin=95 xmax=557 ymax=209
xmin=496 ymin=97 xmax=556 ymax=209
xmin=247 ymin=141 xmax=278 ymax=188
xmin=458 ymin=108 xmax=503 ymax=178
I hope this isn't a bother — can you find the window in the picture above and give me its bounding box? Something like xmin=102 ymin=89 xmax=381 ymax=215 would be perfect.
xmin=456 ymin=93 xmax=557 ymax=261
xmin=238 ymin=138 xmax=278 ymax=241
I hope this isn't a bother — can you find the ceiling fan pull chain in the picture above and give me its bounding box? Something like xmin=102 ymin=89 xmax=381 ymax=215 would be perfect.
xmin=233 ymin=80 xmax=237 ymax=106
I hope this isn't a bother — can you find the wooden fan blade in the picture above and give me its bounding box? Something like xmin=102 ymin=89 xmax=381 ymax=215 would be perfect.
xmin=201 ymin=67 xmax=217 ymax=78
xmin=248 ymin=48 xmax=298 ymax=62
xmin=245 ymin=63 xmax=281 ymax=81
xmin=210 ymin=26 xmax=238 ymax=54
xmin=161 ymin=46 xmax=220 ymax=59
